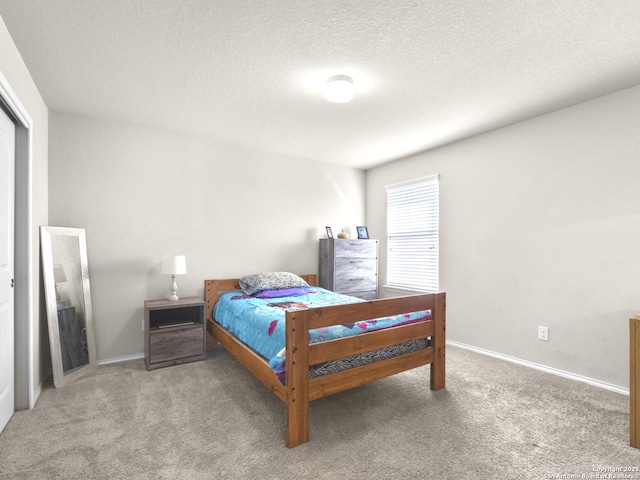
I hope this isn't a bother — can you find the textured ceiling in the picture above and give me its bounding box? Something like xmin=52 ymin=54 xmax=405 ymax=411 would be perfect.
xmin=2 ymin=1 xmax=640 ymax=169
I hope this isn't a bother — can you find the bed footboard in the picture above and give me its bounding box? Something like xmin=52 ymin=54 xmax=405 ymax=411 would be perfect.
xmin=284 ymin=291 xmax=446 ymax=447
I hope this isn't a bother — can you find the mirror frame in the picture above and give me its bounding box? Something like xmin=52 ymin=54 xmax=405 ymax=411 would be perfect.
xmin=40 ymin=226 xmax=97 ymax=387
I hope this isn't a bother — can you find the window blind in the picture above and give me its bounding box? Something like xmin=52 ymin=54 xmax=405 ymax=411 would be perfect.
xmin=385 ymin=174 xmax=439 ymax=292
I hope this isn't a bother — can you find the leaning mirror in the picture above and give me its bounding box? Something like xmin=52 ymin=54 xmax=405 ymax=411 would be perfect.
xmin=40 ymin=226 xmax=97 ymax=387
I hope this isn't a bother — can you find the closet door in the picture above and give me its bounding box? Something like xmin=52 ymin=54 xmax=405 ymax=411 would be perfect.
xmin=0 ymin=107 xmax=15 ymax=433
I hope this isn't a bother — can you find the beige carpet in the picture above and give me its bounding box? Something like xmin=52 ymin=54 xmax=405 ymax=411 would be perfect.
xmin=0 ymin=346 xmax=636 ymax=479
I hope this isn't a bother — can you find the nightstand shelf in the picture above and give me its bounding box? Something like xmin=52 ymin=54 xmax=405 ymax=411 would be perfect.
xmin=144 ymin=297 xmax=205 ymax=371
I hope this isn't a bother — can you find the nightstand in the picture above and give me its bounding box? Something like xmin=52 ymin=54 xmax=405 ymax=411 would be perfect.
xmin=144 ymin=297 xmax=205 ymax=371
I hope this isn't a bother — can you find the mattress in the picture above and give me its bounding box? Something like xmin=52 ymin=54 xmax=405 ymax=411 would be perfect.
xmin=213 ymin=286 xmax=432 ymax=383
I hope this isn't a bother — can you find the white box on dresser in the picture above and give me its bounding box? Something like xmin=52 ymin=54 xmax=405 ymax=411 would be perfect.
xmin=319 ymin=238 xmax=378 ymax=300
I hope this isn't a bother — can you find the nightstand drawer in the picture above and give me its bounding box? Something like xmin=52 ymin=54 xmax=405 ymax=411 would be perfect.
xmin=149 ymin=326 xmax=203 ymax=364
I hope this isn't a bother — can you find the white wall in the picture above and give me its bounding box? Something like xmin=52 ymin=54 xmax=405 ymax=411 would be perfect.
xmin=367 ymin=85 xmax=640 ymax=390
xmin=0 ymin=16 xmax=49 ymax=406
xmin=49 ymin=113 xmax=365 ymax=361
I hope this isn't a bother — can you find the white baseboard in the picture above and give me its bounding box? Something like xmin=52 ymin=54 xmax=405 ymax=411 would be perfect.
xmin=97 ymin=353 xmax=144 ymax=366
xmin=447 ymin=340 xmax=628 ymax=396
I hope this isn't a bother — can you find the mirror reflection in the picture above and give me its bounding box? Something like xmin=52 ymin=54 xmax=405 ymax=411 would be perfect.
xmin=41 ymin=226 xmax=97 ymax=387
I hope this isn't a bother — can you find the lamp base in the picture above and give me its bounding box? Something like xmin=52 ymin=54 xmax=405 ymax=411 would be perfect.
xmin=168 ymin=275 xmax=179 ymax=301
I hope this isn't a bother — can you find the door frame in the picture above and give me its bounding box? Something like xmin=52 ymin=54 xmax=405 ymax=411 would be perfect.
xmin=0 ymin=71 xmax=33 ymax=410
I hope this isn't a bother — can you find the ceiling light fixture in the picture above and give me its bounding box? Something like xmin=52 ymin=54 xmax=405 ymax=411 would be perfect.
xmin=324 ymin=75 xmax=354 ymax=103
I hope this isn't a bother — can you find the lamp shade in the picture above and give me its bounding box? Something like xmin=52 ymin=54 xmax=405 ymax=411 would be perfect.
xmin=161 ymin=255 xmax=187 ymax=275
xmin=53 ymin=264 xmax=67 ymax=283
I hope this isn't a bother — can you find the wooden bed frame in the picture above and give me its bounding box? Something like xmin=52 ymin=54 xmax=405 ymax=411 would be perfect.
xmin=204 ymin=274 xmax=446 ymax=448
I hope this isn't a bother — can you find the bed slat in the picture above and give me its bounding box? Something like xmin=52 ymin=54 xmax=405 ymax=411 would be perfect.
xmin=308 ymin=348 xmax=434 ymax=401
xmin=305 ymin=293 xmax=436 ymax=330
xmin=308 ymin=320 xmax=434 ymax=365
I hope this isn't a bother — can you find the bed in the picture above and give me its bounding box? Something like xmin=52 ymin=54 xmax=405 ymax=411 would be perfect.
xmin=205 ymin=272 xmax=446 ymax=448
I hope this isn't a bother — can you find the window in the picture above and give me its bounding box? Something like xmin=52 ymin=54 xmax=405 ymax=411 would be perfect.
xmin=385 ymin=174 xmax=439 ymax=292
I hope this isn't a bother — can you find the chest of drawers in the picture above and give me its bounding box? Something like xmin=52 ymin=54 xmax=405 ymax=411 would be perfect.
xmin=319 ymin=238 xmax=378 ymax=300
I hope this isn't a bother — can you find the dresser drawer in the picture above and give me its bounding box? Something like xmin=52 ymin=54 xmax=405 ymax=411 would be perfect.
xmin=149 ymin=326 xmax=203 ymax=364
xmin=335 ymin=275 xmax=377 ymax=294
xmin=335 ymin=258 xmax=376 ymax=277
xmin=334 ymin=240 xmax=377 ymax=258
xmin=349 ymin=290 xmax=378 ymax=301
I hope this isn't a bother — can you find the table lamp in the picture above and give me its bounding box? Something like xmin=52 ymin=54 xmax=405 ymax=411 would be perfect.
xmin=161 ymin=255 xmax=187 ymax=301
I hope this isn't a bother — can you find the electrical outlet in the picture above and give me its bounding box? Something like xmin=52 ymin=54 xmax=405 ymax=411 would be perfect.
xmin=538 ymin=326 xmax=549 ymax=341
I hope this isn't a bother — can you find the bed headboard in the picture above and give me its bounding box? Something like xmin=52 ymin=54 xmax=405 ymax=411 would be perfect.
xmin=204 ymin=274 xmax=318 ymax=325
